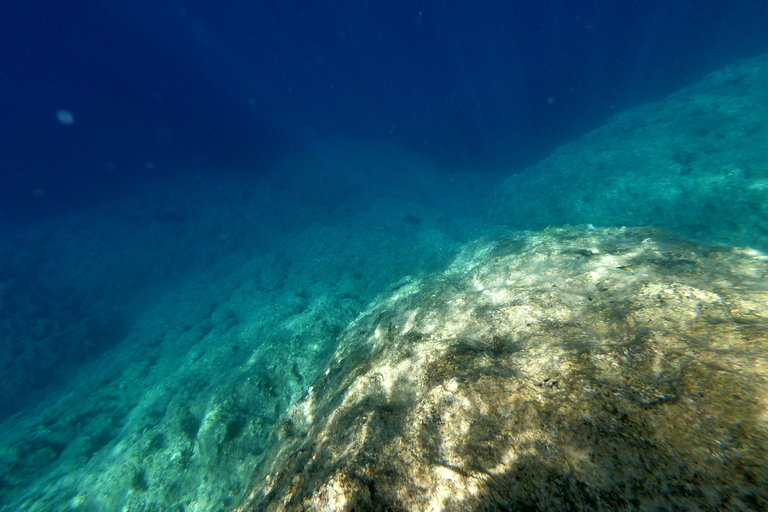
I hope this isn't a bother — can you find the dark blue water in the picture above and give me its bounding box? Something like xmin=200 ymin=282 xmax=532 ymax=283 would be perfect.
xmin=3 ymin=0 xmax=767 ymax=222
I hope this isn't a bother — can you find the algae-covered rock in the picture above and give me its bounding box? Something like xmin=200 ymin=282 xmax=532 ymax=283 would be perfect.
xmin=238 ymin=226 xmax=768 ymax=512
xmin=492 ymin=53 xmax=768 ymax=251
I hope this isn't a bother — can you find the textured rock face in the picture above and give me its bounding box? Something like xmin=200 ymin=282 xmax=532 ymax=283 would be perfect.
xmin=238 ymin=227 xmax=768 ymax=512
xmin=492 ymin=53 xmax=768 ymax=252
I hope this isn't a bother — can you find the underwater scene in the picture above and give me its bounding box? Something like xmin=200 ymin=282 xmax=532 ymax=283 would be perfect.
xmin=1 ymin=2 xmax=768 ymax=511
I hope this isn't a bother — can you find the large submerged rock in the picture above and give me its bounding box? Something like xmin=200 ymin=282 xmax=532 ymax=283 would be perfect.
xmin=238 ymin=226 xmax=768 ymax=512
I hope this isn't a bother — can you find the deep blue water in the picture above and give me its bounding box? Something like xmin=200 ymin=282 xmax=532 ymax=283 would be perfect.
xmin=2 ymin=0 xmax=768 ymax=222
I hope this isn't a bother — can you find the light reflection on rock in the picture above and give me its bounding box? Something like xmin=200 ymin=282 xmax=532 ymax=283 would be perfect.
xmin=239 ymin=226 xmax=768 ymax=512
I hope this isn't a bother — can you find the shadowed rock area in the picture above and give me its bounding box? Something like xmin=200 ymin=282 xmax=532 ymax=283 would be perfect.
xmin=238 ymin=226 xmax=768 ymax=512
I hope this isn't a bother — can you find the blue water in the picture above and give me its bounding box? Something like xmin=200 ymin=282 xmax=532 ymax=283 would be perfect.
xmin=3 ymin=1 xmax=767 ymax=222
xmin=1 ymin=1 xmax=768 ymax=509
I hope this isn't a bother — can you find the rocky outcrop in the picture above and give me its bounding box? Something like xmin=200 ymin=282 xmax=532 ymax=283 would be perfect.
xmin=238 ymin=226 xmax=768 ymax=512
xmin=492 ymin=53 xmax=768 ymax=252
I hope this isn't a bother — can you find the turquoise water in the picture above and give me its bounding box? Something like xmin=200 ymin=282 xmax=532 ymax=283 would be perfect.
xmin=1 ymin=54 xmax=768 ymax=511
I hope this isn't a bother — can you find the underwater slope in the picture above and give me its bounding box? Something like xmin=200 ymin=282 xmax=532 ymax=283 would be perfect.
xmin=493 ymin=53 xmax=768 ymax=251
xmin=238 ymin=226 xmax=768 ymax=512
xmin=0 ymin=143 xmax=500 ymax=512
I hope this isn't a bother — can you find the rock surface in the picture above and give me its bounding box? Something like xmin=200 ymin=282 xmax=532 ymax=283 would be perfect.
xmin=492 ymin=53 xmax=768 ymax=252
xmin=238 ymin=226 xmax=768 ymax=512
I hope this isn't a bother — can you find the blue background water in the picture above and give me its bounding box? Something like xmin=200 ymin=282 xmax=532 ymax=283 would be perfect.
xmin=3 ymin=0 xmax=768 ymax=222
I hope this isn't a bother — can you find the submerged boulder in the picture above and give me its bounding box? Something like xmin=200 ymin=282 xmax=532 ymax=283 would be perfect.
xmin=238 ymin=226 xmax=768 ymax=512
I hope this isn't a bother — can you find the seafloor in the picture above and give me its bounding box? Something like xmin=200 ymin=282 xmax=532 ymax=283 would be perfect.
xmin=1 ymin=54 xmax=767 ymax=512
